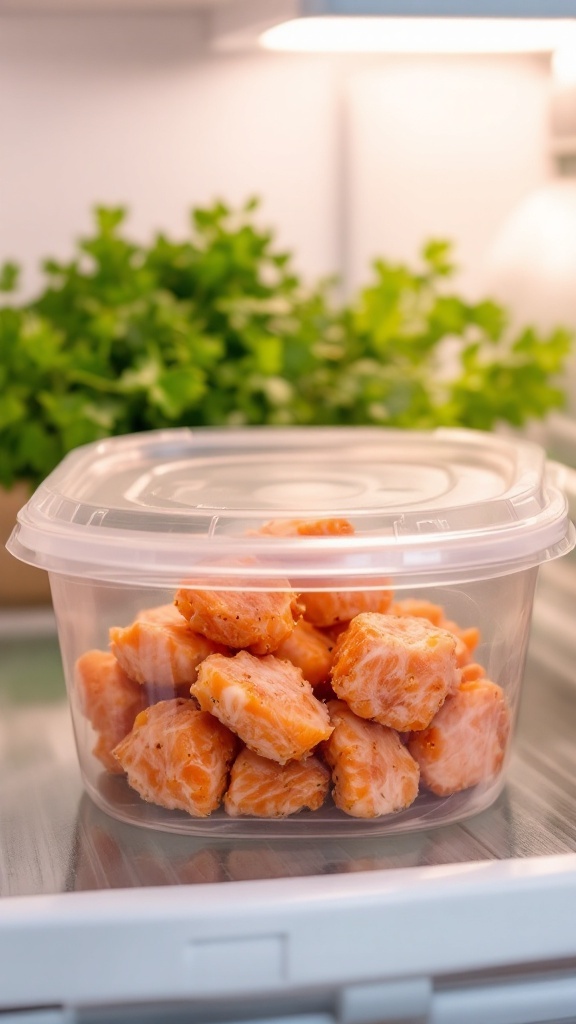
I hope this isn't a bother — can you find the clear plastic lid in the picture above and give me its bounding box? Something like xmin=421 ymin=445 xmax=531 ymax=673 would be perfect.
xmin=7 ymin=426 xmax=575 ymax=589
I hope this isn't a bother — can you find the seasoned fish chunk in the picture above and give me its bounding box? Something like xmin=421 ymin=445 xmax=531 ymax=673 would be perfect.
xmin=137 ymin=603 xmax=185 ymax=626
xmin=390 ymin=598 xmax=480 ymax=667
xmin=224 ymin=748 xmax=330 ymax=817
xmin=175 ymin=586 xmax=300 ymax=655
xmin=408 ymin=677 xmax=510 ymax=796
xmin=302 ymin=589 xmax=393 ymax=629
xmin=322 ymin=700 xmax=420 ymax=818
xmin=389 ymin=598 xmax=444 ymax=625
xmin=113 ymin=698 xmax=237 ymax=816
xmin=110 ymin=617 xmax=225 ymax=689
xmin=274 ymin=618 xmax=336 ymax=690
xmin=459 ymin=662 xmax=486 ymax=683
xmin=330 ymin=612 xmax=458 ymax=732
xmin=192 ymin=650 xmax=333 ymax=764
xmin=442 ymin=620 xmax=480 ymax=667
xmin=75 ymin=649 xmax=143 ymax=773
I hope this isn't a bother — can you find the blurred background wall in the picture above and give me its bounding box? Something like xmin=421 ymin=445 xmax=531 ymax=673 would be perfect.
xmin=0 ymin=13 xmax=554 ymax=300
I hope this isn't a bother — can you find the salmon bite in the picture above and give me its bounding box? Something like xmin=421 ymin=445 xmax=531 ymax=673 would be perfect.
xmin=113 ymin=699 xmax=238 ymax=817
xmin=224 ymin=748 xmax=330 ymax=818
xmin=330 ymin=613 xmax=460 ymax=732
xmin=192 ymin=650 xmax=333 ymax=764
xmin=174 ymin=584 xmax=301 ymax=654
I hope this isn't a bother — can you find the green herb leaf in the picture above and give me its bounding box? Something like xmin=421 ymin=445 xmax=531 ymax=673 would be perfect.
xmin=0 ymin=261 xmax=20 ymax=293
xmin=1 ymin=200 xmax=573 ymax=487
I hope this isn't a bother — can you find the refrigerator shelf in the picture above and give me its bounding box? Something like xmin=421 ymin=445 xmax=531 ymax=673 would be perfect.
xmin=1 ymin=595 xmax=576 ymax=1019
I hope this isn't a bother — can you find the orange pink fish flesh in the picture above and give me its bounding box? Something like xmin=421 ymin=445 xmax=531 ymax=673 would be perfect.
xmin=113 ymin=698 xmax=238 ymax=816
xmin=192 ymin=650 xmax=333 ymax=764
xmin=407 ymin=677 xmax=510 ymax=796
xmin=74 ymin=649 xmax=144 ymax=774
xmin=322 ymin=700 xmax=420 ymax=818
xmin=137 ymin=603 xmax=186 ymax=626
xmin=459 ymin=662 xmax=486 ymax=683
xmin=174 ymin=586 xmax=300 ymax=655
xmin=330 ymin=612 xmax=459 ymax=732
xmin=274 ymin=618 xmax=336 ymax=689
xmin=302 ymin=588 xmax=394 ymax=629
xmin=390 ymin=598 xmax=480 ymax=667
xmin=389 ymin=598 xmax=445 ymax=626
xmin=109 ymin=618 xmax=225 ymax=690
xmin=224 ymin=748 xmax=330 ymax=817
xmin=441 ymin=620 xmax=480 ymax=667
xmin=257 ymin=517 xmax=355 ymax=536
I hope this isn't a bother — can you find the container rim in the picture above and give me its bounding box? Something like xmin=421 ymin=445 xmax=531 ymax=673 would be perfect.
xmin=5 ymin=426 xmax=576 ymax=588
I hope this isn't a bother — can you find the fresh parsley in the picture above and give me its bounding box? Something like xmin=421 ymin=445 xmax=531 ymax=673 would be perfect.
xmin=0 ymin=199 xmax=572 ymax=489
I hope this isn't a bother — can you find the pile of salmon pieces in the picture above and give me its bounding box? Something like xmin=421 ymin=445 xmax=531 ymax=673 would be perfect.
xmin=74 ymin=518 xmax=510 ymax=820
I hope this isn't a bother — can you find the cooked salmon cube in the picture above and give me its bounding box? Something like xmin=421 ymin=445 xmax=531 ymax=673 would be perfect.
xmin=224 ymin=748 xmax=330 ymax=817
xmin=137 ymin=603 xmax=185 ymax=626
xmin=389 ymin=598 xmax=444 ymax=625
xmin=459 ymin=662 xmax=486 ymax=683
xmin=274 ymin=618 xmax=336 ymax=690
xmin=113 ymin=698 xmax=238 ymax=816
xmin=109 ymin=618 xmax=225 ymax=690
xmin=175 ymin=586 xmax=300 ymax=655
xmin=302 ymin=588 xmax=393 ymax=629
xmin=330 ymin=612 xmax=459 ymax=732
xmin=258 ymin=517 xmax=355 ymax=536
xmin=75 ymin=650 xmax=144 ymax=774
xmin=407 ymin=677 xmax=510 ymax=796
xmin=322 ymin=700 xmax=420 ymax=818
xmin=441 ymin=619 xmax=480 ymax=666
xmin=192 ymin=650 xmax=333 ymax=764
xmin=89 ymin=734 xmax=127 ymax=775
xmin=390 ymin=599 xmax=480 ymax=667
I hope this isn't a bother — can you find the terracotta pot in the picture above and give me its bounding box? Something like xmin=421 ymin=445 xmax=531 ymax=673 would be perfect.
xmin=0 ymin=483 xmax=52 ymax=607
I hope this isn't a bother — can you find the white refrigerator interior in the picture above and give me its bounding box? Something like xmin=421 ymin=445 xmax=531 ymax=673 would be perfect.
xmin=0 ymin=12 xmax=558 ymax=298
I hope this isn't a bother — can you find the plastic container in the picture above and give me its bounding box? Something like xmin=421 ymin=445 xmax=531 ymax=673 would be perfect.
xmin=7 ymin=426 xmax=575 ymax=837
